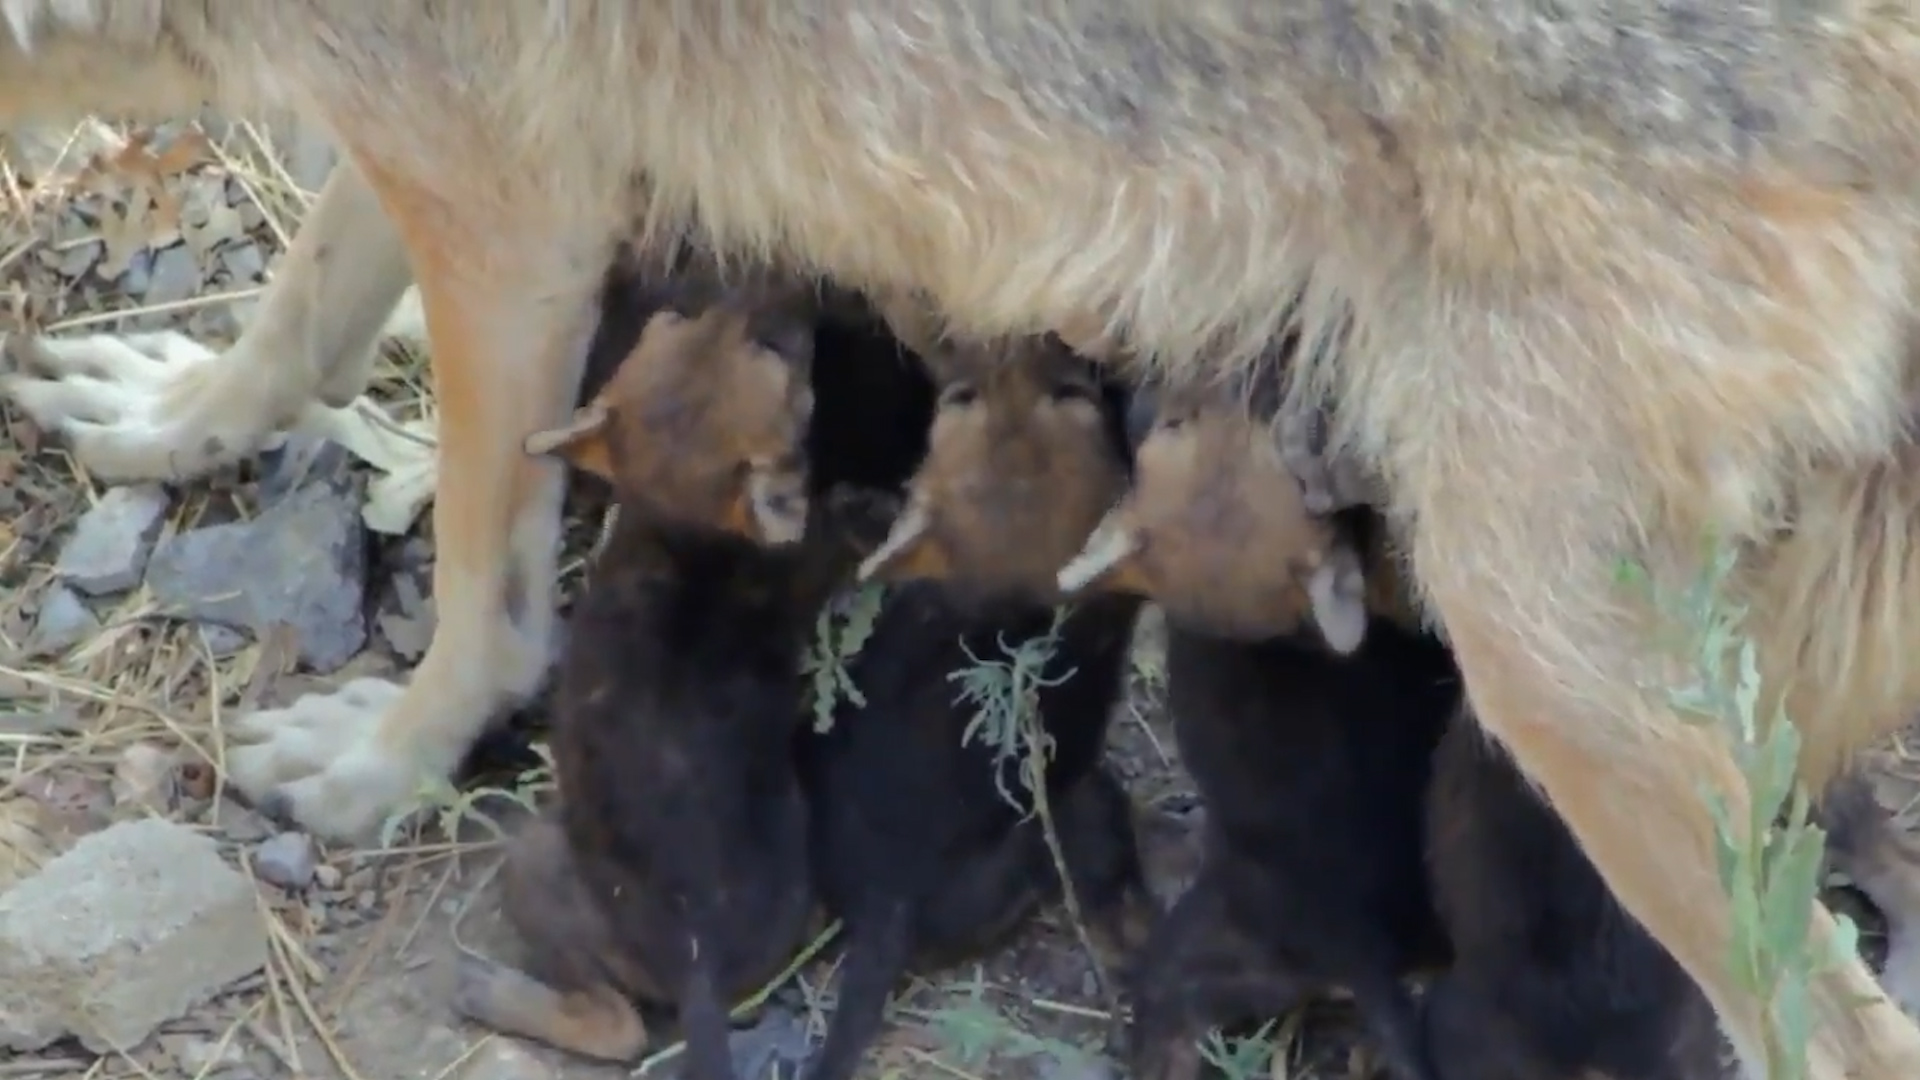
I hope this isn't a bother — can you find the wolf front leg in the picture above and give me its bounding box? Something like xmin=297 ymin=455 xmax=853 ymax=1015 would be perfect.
xmin=222 ymin=154 xmax=613 ymax=843
xmin=1 ymin=158 xmax=414 ymax=480
xmin=1374 ymin=329 xmax=1920 ymax=1080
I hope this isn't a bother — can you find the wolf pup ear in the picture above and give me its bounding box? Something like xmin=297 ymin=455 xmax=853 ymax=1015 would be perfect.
xmin=1057 ymin=503 xmax=1148 ymax=597
xmin=525 ymin=403 xmax=614 ymax=480
xmin=1306 ymin=549 xmax=1369 ymax=656
xmin=858 ymin=491 xmax=952 ymax=583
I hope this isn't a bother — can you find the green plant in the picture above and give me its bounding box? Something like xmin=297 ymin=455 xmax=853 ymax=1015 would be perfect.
xmin=945 ymin=607 xmax=1127 ymax=1024
xmin=801 ymin=581 xmax=888 ymax=732
xmin=1617 ymin=542 xmax=1861 ymax=1080
xmin=376 ymin=740 xmax=556 ymax=851
xmin=919 ymin=971 xmax=1102 ymax=1075
xmin=949 ymin=607 xmax=1076 ymax=808
xmin=1198 ymin=1021 xmax=1281 ymax=1080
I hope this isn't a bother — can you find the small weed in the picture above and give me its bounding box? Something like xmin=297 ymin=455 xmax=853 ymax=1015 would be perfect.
xmin=949 ymin=607 xmax=1076 ymax=809
xmin=802 ymin=580 xmax=888 ymax=732
xmin=1617 ymin=542 xmax=1862 ymax=1080
xmin=919 ymin=970 xmax=1105 ymax=1075
xmin=375 ymin=741 xmax=557 ymax=852
xmin=1199 ymin=1021 xmax=1282 ymax=1080
xmin=944 ymin=607 xmax=1127 ymax=1030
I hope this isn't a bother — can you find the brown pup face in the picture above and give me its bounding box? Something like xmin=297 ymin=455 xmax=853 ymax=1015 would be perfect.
xmin=856 ymin=336 xmax=1128 ymax=603
xmin=525 ymin=284 xmax=817 ymax=545
xmin=1055 ymin=381 xmax=1368 ymax=652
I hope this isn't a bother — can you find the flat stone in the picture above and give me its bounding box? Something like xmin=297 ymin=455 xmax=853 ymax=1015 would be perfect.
xmin=27 ymin=585 xmax=101 ymax=657
xmin=0 ymin=818 xmax=267 ymax=1054
xmin=54 ymin=486 xmax=171 ymax=597
xmin=143 ymin=244 xmax=202 ymax=307
xmin=144 ymin=470 xmax=369 ymax=673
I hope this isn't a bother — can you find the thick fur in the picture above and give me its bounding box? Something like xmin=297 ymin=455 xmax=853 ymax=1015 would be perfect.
xmin=1078 ymin=393 xmax=1712 ymax=1080
xmin=793 ymin=586 xmax=1150 ymax=1080
xmin=797 ymin=337 xmax=1151 ymax=1080
xmin=460 ymin=509 xmax=831 ymax=1075
xmin=1124 ymin=609 xmax=1457 ymax=1080
xmin=7 ymin=5 xmax=1920 ymax=1073
xmin=1423 ymin=703 xmax=1728 ymax=1080
xmin=1062 ymin=376 xmax=1367 ymax=646
xmin=859 ymin=335 xmax=1136 ymax=605
xmin=452 ymin=276 xmax=900 ymax=1071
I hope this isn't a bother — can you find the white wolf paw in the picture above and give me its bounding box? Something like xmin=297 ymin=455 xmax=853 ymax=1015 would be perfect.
xmin=1 ymin=331 xmax=284 ymax=481
xmin=224 ymin=677 xmax=455 ymax=844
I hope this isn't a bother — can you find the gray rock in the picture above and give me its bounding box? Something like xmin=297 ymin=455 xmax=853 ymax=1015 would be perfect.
xmin=0 ymin=818 xmax=267 ymax=1054
xmin=55 ymin=485 xmax=171 ymax=596
xmin=144 ymin=470 xmax=368 ymax=673
xmin=255 ymin=431 xmax=353 ymax=509
xmin=28 ymin=585 xmax=101 ymax=657
xmin=115 ymin=248 xmax=155 ymax=296
xmin=58 ymin=240 xmax=103 ymax=280
xmin=208 ymin=800 xmax=274 ymax=844
xmin=252 ymin=832 xmax=316 ymax=891
xmin=198 ymin=624 xmax=251 ymax=658
xmin=221 ymin=242 xmax=265 ymax=284
xmin=144 ymin=244 xmax=202 ymax=306
xmin=724 ymin=1006 xmax=814 ymax=1080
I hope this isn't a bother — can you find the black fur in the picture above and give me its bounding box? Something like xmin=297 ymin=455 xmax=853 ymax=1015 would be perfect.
xmin=1421 ymin=706 xmax=1725 ymax=1080
xmin=1128 ymin=615 xmax=1458 ymax=1080
xmin=794 ymin=585 xmax=1149 ymax=1080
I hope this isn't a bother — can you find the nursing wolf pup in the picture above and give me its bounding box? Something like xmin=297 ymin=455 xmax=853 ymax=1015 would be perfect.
xmin=452 ymin=278 xmax=822 ymax=1074
xmin=7 ymin=6 xmax=1920 ymax=1074
xmin=452 ymin=273 xmax=917 ymax=1072
xmin=1423 ymin=702 xmax=1727 ymax=1080
xmin=1057 ymin=382 xmax=1450 ymax=1080
xmin=796 ymin=336 xmax=1152 ymax=1080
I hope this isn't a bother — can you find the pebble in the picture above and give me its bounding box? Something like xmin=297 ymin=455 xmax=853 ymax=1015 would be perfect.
xmin=197 ymin=624 xmax=252 ymax=658
xmin=58 ymin=240 xmax=103 ymax=279
xmin=252 ymin=832 xmax=317 ymax=891
xmin=144 ymin=244 xmax=202 ymax=306
xmin=221 ymin=242 xmax=265 ymax=283
xmin=27 ymin=585 xmax=101 ymax=657
xmin=727 ymin=1006 xmax=814 ymax=1080
xmin=209 ymin=801 xmax=274 ymax=844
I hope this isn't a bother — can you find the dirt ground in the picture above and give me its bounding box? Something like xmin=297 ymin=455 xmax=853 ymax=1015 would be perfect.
xmin=0 ymin=116 xmax=1905 ymax=1080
